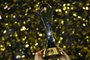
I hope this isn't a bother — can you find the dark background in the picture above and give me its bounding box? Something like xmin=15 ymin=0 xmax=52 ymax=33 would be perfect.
xmin=0 ymin=0 xmax=90 ymax=60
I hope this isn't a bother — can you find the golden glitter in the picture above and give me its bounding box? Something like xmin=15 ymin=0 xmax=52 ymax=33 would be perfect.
xmin=25 ymin=13 xmax=27 ymax=16
xmin=6 ymin=41 xmax=11 ymax=46
xmin=54 ymin=19 xmax=57 ymax=22
xmin=86 ymin=3 xmax=89 ymax=6
xmin=83 ymin=7 xmax=86 ymax=10
xmin=67 ymin=7 xmax=70 ymax=10
xmin=72 ymin=30 xmax=75 ymax=34
xmin=20 ymin=26 xmax=27 ymax=31
xmin=61 ymin=20 xmax=64 ymax=25
xmin=26 ymin=9 xmax=29 ymax=12
xmin=22 ymin=36 xmax=27 ymax=41
xmin=86 ymin=7 xmax=89 ymax=10
xmin=43 ymin=7 xmax=47 ymax=11
xmin=0 ymin=15 xmax=2 ymax=19
xmin=4 ymin=5 xmax=8 ymax=9
xmin=55 ymin=9 xmax=58 ymax=12
xmin=59 ymin=37 xmax=63 ymax=40
xmin=58 ymin=9 xmax=62 ymax=12
xmin=0 ymin=44 xmax=3 ymax=47
xmin=78 ymin=53 xmax=83 ymax=57
xmin=83 ymin=47 xmax=88 ymax=50
xmin=30 ymin=46 xmax=33 ymax=50
xmin=87 ymin=39 xmax=89 ymax=42
xmin=86 ymin=36 xmax=89 ymax=38
xmin=25 ymin=44 xmax=29 ymax=48
xmin=63 ymin=45 xmax=66 ymax=49
xmin=14 ymin=21 xmax=17 ymax=24
xmin=62 ymin=31 xmax=64 ymax=34
xmin=83 ymin=23 xmax=86 ymax=26
xmin=0 ymin=48 xmax=5 ymax=51
xmin=77 ymin=16 xmax=81 ymax=19
xmin=5 ymin=23 xmax=8 ymax=26
xmin=36 ymin=28 xmax=39 ymax=30
xmin=67 ymin=3 xmax=70 ymax=6
xmin=7 ymin=7 xmax=10 ymax=10
xmin=65 ymin=11 xmax=68 ymax=14
xmin=2 ymin=37 xmax=5 ymax=41
xmin=39 ymin=34 xmax=42 ymax=36
xmin=14 ymin=32 xmax=18 ymax=37
xmin=82 ymin=18 xmax=85 ymax=21
xmin=6 ymin=15 xmax=8 ymax=18
xmin=71 ymin=6 xmax=74 ymax=10
xmin=23 ymin=21 xmax=26 ymax=24
xmin=63 ymin=7 xmax=67 ymax=10
xmin=13 ymin=15 xmax=16 ymax=18
xmin=36 ymin=2 xmax=40 ymax=7
xmin=3 ymin=30 xmax=7 ymax=34
xmin=34 ymin=8 xmax=39 ymax=12
xmin=0 ymin=44 xmax=5 ymax=51
xmin=63 ymin=4 xmax=66 ymax=6
xmin=58 ymin=40 xmax=61 ymax=44
xmin=38 ymin=38 xmax=41 ymax=40
xmin=73 ymin=13 xmax=77 ymax=16
xmin=22 ymin=55 xmax=25 ymax=58
xmin=16 ymin=55 xmax=21 ymax=59
xmin=35 ymin=43 xmax=38 ymax=46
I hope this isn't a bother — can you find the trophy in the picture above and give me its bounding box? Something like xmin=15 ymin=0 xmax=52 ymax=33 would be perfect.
xmin=43 ymin=23 xmax=62 ymax=60
xmin=39 ymin=3 xmax=62 ymax=60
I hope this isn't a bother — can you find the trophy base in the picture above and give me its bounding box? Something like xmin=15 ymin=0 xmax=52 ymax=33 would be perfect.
xmin=43 ymin=47 xmax=62 ymax=59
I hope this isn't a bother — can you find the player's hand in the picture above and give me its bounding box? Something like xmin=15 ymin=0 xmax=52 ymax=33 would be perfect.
xmin=57 ymin=46 xmax=70 ymax=60
xmin=34 ymin=49 xmax=44 ymax=60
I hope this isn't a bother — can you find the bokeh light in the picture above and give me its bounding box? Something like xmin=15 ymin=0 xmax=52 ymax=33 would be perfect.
xmin=0 ymin=0 xmax=90 ymax=60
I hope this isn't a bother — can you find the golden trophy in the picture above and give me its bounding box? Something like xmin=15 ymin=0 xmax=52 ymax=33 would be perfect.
xmin=42 ymin=23 xmax=62 ymax=60
xmin=38 ymin=3 xmax=70 ymax=60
